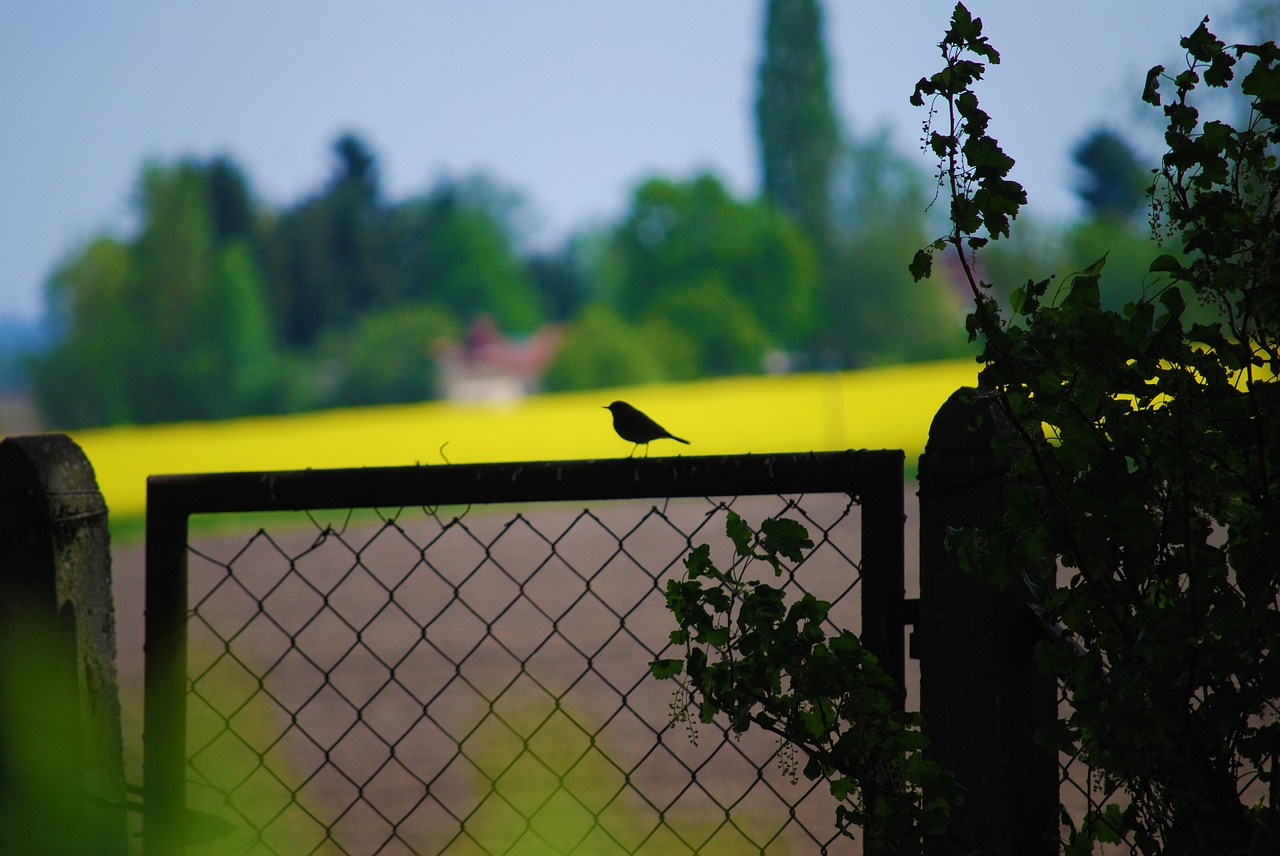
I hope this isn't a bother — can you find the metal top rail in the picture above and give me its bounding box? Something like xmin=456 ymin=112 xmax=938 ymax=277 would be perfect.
xmin=146 ymin=450 xmax=905 ymax=516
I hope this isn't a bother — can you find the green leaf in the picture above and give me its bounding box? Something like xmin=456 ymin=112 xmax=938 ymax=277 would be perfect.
xmin=929 ymin=131 xmax=957 ymax=158
xmin=829 ymin=776 xmax=855 ymax=801
xmin=1090 ymin=803 xmax=1127 ymax=844
xmin=909 ymin=79 xmax=930 ymax=107
xmin=726 ymin=512 xmax=753 ymax=558
xmin=1063 ymin=275 xmax=1100 ymax=310
xmin=1181 ymin=18 xmax=1219 ymax=61
xmin=760 ymin=517 xmax=813 ymax=563
xmin=1243 ymin=60 xmax=1280 ymax=101
xmin=1081 ymin=254 xmax=1108 ymax=278
xmin=649 ymin=659 xmax=684 ymax=679
xmin=1159 ymin=285 xmax=1185 ymax=316
xmin=1010 ymin=286 xmax=1027 ymax=315
xmin=1143 ymin=65 xmax=1164 ymax=105
xmin=910 ymin=248 xmax=934 ymax=281
xmin=699 ymin=626 xmax=730 ymax=647
xmin=684 ymin=543 xmax=714 ymax=578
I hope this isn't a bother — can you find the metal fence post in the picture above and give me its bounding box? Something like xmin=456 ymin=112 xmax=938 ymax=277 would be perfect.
xmin=860 ymin=450 xmax=906 ymax=713
xmin=143 ymin=482 xmax=190 ymax=856
xmin=916 ymin=389 xmax=1058 ymax=856
xmin=858 ymin=452 xmax=907 ymax=856
xmin=0 ymin=433 xmax=127 ymax=855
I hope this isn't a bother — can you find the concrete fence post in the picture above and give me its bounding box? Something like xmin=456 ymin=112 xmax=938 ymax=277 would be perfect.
xmin=0 ymin=433 xmax=127 ymax=855
xmin=916 ymin=389 xmax=1059 ymax=856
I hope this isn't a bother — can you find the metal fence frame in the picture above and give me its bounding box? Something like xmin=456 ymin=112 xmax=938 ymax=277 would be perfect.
xmin=143 ymin=450 xmax=906 ymax=854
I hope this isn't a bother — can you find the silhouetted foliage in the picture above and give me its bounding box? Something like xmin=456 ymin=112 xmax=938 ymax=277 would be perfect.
xmin=913 ymin=8 xmax=1280 ymax=852
xmin=651 ymin=513 xmax=958 ymax=854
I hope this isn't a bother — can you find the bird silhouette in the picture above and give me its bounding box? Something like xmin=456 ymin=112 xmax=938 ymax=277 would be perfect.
xmin=604 ymin=401 xmax=690 ymax=458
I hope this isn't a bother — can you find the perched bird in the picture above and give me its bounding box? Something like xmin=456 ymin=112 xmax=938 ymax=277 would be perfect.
xmin=604 ymin=401 xmax=690 ymax=457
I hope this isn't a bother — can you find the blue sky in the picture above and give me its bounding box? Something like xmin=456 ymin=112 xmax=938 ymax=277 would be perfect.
xmin=0 ymin=1 xmax=1225 ymax=322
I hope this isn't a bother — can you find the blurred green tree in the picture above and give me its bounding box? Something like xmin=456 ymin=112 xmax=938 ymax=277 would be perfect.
xmin=756 ymin=0 xmax=841 ymax=249
xmin=413 ymin=184 xmax=545 ymax=334
xmin=125 ymin=160 xmax=221 ymax=421
xmin=645 ymin=273 xmax=773 ymax=377
xmin=263 ymin=133 xmax=394 ymax=347
xmin=528 ymin=240 xmax=591 ymax=323
xmin=197 ymin=241 xmax=280 ymax=418
xmin=543 ymin=305 xmax=670 ymax=391
xmin=824 ymin=132 xmax=971 ymax=365
xmin=205 ymin=155 xmax=257 ymax=246
xmin=286 ymin=170 xmax=548 ymax=337
xmin=607 ymin=173 xmax=819 ymax=373
xmin=325 ymin=302 xmax=459 ymax=406
xmin=31 ymin=160 xmax=280 ymax=426
xmin=1071 ymin=127 xmax=1149 ymax=221
xmin=754 ymin=0 xmax=971 ymax=367
xmin=29 ymin=238 xmax=135 ymax=427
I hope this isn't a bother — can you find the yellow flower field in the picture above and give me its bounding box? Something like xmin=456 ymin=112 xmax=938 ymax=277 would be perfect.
xmin=65 ymin=359 xmax=980 ymax=520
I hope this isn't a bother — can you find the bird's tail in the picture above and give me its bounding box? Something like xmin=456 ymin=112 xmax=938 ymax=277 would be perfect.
xmin=671 ymin=435 xmax=690 ymax=444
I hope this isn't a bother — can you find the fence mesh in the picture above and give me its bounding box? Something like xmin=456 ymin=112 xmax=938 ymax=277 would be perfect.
xmin=1056 ymin=682 xmax=1274 ymax=852
xmin=153 ymin=448 xmax=1181 ymax=855
xmin=1057 ymin=683 xmax=1135 ymax=852
xmin=179 ymin=492 xmax=865 ymax=855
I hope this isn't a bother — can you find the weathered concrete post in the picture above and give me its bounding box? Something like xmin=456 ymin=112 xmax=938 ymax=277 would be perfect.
xmin=0 ymin=433 xmax=127 ymax=855
xmin=916 ymin=389 xmax=1059 ymax=856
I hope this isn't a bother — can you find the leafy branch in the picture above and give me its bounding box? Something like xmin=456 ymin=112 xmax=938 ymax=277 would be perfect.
xmin=908 ymin=1 xmax=1025 ymax=291
xmin=650 ymin=512 xmax=957 ymax=855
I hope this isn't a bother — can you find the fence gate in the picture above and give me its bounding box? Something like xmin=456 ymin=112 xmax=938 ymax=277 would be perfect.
xmin=143 ymin=451 xmax=906 ymax=855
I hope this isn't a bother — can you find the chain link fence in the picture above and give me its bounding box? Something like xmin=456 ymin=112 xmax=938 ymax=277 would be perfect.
xmin=1057 ymin=683 xmax=1135 ymax=852
xmin=144 ymin=453 xmax=905 ymax=854
xmin=145 ymin=447 xmax=1178 ymax=854
xmin=1055 ymin=674 xmax=1273 ymax=852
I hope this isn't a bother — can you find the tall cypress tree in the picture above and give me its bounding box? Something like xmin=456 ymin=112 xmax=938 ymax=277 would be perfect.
xmin=755 ymin=0 xmax=840 ymax=248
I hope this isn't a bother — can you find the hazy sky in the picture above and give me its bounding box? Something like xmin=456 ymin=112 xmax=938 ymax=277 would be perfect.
xmin=1 ymin=1 xmax=1226 ymax=322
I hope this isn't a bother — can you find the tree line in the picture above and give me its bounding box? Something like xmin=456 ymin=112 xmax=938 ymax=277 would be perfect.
xmin=29 ymin=0 xmax=1154 ymax=429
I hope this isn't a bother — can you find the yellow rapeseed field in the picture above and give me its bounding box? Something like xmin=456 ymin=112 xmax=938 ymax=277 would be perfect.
xmin=64 ymin=360 xmax=980 ymax=520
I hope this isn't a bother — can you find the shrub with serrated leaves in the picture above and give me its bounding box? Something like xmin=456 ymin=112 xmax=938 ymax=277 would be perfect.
xmin=911 ymin=5 xmax=1280 ymax=853
xmin=650 ymin=512 xmax=958 ymax=855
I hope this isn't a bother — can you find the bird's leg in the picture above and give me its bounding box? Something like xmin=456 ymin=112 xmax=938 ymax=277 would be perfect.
xmin=629 ymin=444 xmax=638 ymax=459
